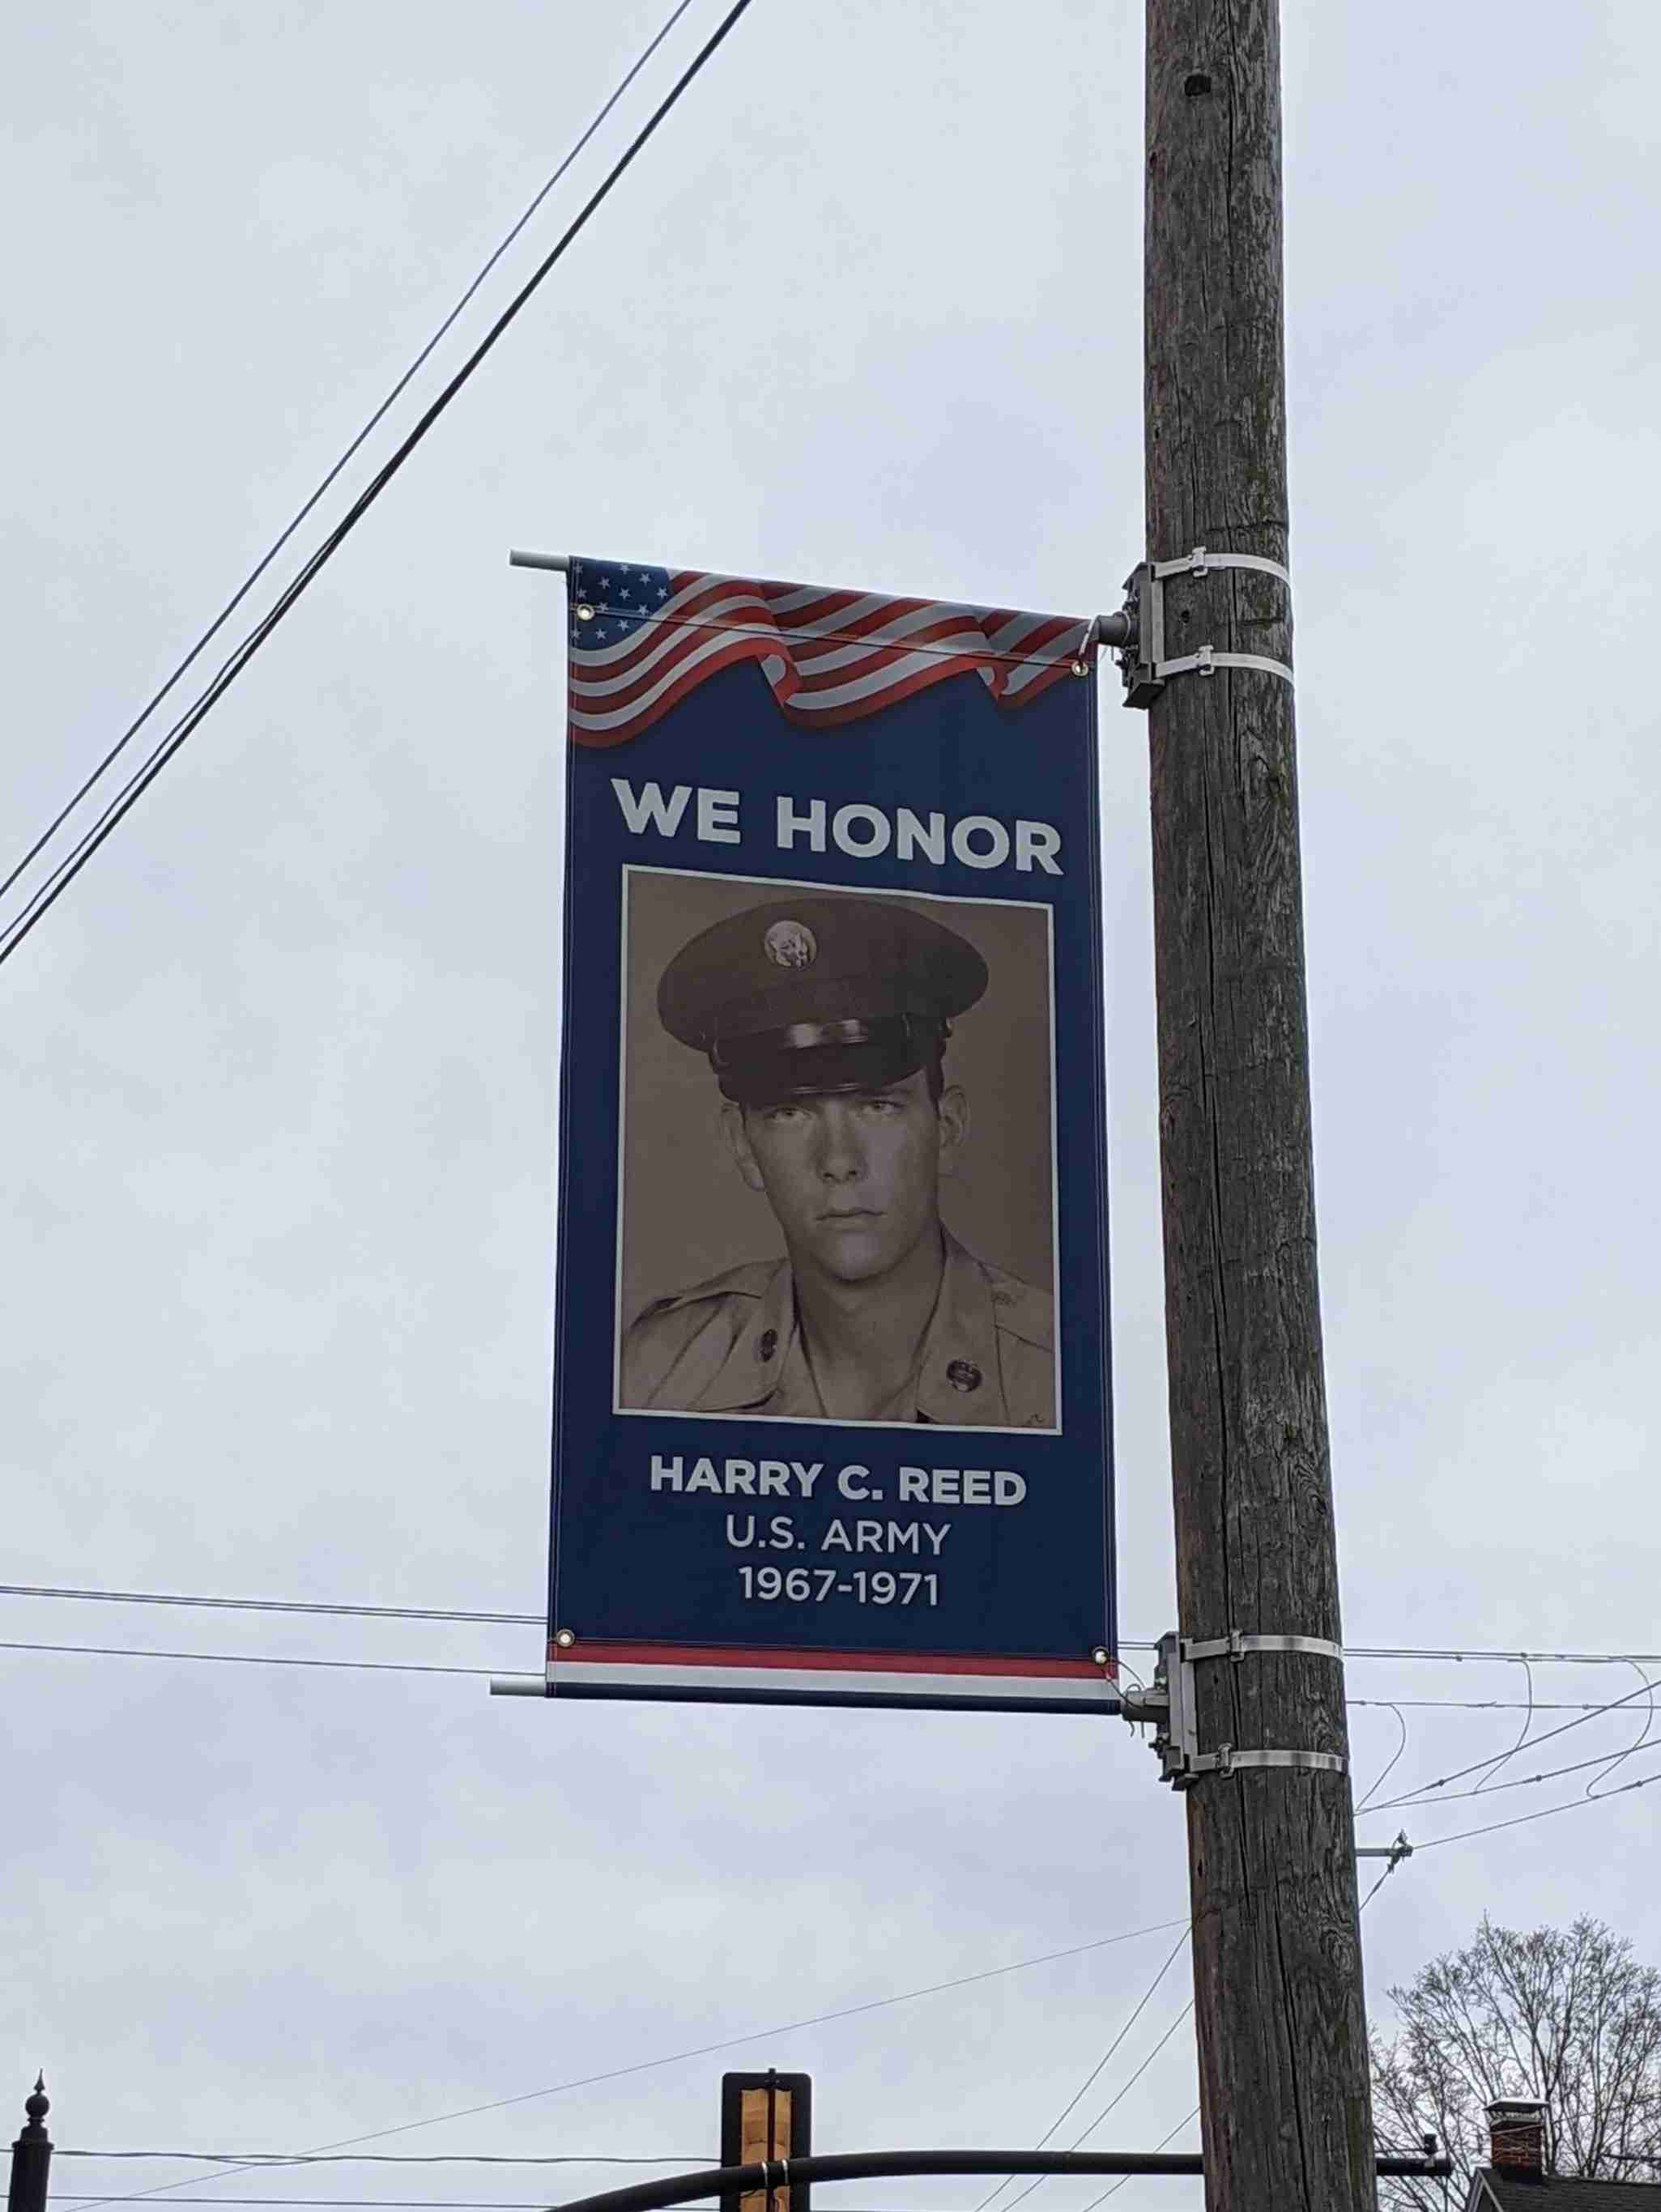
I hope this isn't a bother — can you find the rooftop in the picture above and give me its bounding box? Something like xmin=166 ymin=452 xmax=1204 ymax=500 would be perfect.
xmin=1476 ymin=2169 xmax=1661 ymax=2212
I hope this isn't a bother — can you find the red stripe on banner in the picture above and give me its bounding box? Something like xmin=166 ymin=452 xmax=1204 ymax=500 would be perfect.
xmin=569 ymin=637 xmax=782 ymax=747
xmin=773 ymin=653 xmax=1005 ymax=728
xmin=568 ymin=564 xmax=1092 ymax=747
xmin=574 ymin=623 xmax=774 ymax=711
xmin=547 ymin=1640 xmax=1111 ymax=1680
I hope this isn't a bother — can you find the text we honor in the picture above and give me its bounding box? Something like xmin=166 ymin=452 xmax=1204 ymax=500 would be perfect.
xmin=610 ymin=778 xmax=1064 ymax=875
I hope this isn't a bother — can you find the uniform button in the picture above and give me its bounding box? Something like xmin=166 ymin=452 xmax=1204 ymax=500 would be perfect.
xmin=946 ymin=1359 xmax=982 ymax=1393
xmin=757 ymin=1329 xmax=777 ymax=1362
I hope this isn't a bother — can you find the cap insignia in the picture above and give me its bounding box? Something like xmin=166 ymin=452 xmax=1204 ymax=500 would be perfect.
xmin=763 ymin=919 xmax=817 ymax=970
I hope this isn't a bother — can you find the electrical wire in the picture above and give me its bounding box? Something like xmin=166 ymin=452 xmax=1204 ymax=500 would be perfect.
xmin=1359 ymin=1859 xmax=1403 ymax=1912
xmin=1472 ymin=1659 xmax=1535 ymax=1794
xmin=0 ymin=1641 xmax=510 ymax=1680
xmin=7 ymin=1584 xmax=1661 ymax=1681
xmin=0 ymin=0 xmax=759 ymax=971
xmin=1085 ymin=2108 xmax=1200 ymax=2207
xmin=1365 ymin=1742 xmax=1661 ymax=1812
xmin=980 ymin=1840 xmax=1411 ymax=2212
xmin=0 ymin=0 xmax=700 ymax=922
xmin=1356 ymin=1702 xmax=1408 ymax=1811
xmin=1412 ymin=1759 xmax=1661 ymax=1848
xmin=50 ymin=1916 xmax=1189 ymax=2212
xmin=10 ymin=1633 xmax=1661 ymax=1725
xmin=55 ymin=2167 xmax=703 ymax=2185
xmin=1359 ymin=1673 xmax=1661 ymax=1814
xmin=1349 ymin=1699 xmax=1619 ymax=1713
xmin=1581 ymin=1660 xmax=1658 ymax=1797
xmin=969 ymin=1927 xmax=1191 ymax=2212
xmin=54 ymin=2162 xmax=710 ymax=2172
xmin=12 ymin=1635 xmax=1657 ymax=1729
xmin=0 ymin=1584 xmax=539 ymax=1626
xmin=1067 ymin=2006 xmax=1195 ymax=2155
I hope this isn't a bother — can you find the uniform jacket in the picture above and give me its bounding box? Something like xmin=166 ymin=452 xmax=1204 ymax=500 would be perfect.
xmin=620 ymin=1227 xmax=1054 ymax=1427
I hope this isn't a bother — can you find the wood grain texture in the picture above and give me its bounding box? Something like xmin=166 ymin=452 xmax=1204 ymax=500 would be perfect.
xmin=738 ymin=2088 xmax=792 ymax=2212
xmin=1143 ymin=6 xmax=1377 ymax=2210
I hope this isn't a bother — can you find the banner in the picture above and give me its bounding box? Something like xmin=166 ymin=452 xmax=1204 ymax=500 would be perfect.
xmin=547 ymin=558 xmax=1116 ymax=1712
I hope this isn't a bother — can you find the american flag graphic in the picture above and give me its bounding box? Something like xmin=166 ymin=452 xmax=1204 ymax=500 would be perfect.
xmin=566 ymin=557 xmax=1094 ymax=748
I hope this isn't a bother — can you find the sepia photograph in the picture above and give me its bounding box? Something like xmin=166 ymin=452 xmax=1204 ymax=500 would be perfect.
xmin=615 ymin=867 xmax=1060 ymax=1430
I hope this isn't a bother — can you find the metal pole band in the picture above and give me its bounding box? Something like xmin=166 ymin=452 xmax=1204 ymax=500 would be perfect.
xmin=1180 ymin=1631 xmax=1343 ymax=1664
xmin=1151 ymin=546 xmax=1291 ymax=586
xmin=1195 ymin=1746 xmax=1348 ymax=1779
xmin=1118 ymin=548 xmax=1294 ymax=706
xmin=1156 ymin=646 xmax=1294 ymax=686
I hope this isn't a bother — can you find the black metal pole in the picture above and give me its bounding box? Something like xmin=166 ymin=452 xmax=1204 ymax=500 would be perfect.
xmin=7 ymin=2079 xmax=52 ymax=2212
xmin=546 ymin=2146 xmax=1453 ymax=2212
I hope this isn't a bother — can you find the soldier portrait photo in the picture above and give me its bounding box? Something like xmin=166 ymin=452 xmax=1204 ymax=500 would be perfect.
xmin=615 ymin=870 xmax=1059 ymax=1430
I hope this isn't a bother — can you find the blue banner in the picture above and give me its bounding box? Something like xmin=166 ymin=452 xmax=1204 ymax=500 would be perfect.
xmin=547 ymin=558 xmax=1116 ymax=1712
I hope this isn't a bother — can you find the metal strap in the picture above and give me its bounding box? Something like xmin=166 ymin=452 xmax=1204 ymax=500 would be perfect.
xmin=1154 ymin=645 xmax=1294 ymax=686
xmin=1152 ymin=546 xmax=1292 ymax=586
xmin=1194 ymin=1746 xmax=1349 ymax=1779
xmin=1181 ymin=1631 xmax=1343 ymax=1664
xmin=1136 ymin=547 xmax=1294 ymax=690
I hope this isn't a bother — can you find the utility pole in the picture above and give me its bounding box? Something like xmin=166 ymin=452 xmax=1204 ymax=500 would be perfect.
xmin=1140 ymin=6 xmax=1377 ymax=2211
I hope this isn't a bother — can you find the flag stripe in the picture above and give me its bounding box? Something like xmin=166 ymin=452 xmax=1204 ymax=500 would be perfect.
xmin=568 ymin=557 xmax=1093 ymax=747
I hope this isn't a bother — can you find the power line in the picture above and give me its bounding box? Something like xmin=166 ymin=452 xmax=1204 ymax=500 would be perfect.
xmin=1363 ymin=1742 xmax=1661 ymax=1814
xmin=1086 ymin=2109 xmax=1200 ymax=2207
xmin=56 ymin=2164 xmax=709 ymax=2176
xmin=1332 ymin=1644 xmax=1661 ymax=1666
xmin=9 ymin=1636 xmax=1659 ymax=1718
xmin=1067 ymin=2006 xmax=1195 ymax=2155
xmin=0 ymin=0 xmax=760 ymax=972
xmin=53 ymin=1916 xmax=1189 ymax=2212
xmin=54 ymin=2163 xmax=705 ymax=2172
xmin=1357 ymin=1671 xmax=1660 ymax=1814
xmin=972 ymin=1930 xmax=1191 ymax=2212
xmin=1057 ymin=1780 xmax=1408 ymax=2212
xmin=8 ymin=1584 xmax=1661 ymax=1676
xmin=0 ymin=1585 xmax=539 ymax=1627
xmin=0 ymin=1641 xmax=509 ymax=1681
xmin=1349 ymin=1699 xmax=1623 ymax=1712
xmin=1412 ymin=1759 xmax=1661 ymax=1848
xmin=1356 ymin=1703 xmax=1408 ymax=1811
xmin=0 ymin=0 xmax=699 ymax=921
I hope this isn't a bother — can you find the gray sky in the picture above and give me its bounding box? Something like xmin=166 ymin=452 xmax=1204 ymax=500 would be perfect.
xmin=4 ymin=2 xmax=1659 ymax=2208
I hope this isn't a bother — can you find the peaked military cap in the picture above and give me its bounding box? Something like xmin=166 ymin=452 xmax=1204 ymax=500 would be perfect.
xmin=658 ymin=894 xmax=988 ymax=1107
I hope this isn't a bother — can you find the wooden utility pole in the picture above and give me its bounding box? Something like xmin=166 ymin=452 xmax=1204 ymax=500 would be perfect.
xmin=1141 ymin=6 xmax=1377 ymax=2212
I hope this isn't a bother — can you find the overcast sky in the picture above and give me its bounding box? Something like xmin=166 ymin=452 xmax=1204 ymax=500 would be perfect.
xmin=4 ymin=3 xmax=1659 ymax=2210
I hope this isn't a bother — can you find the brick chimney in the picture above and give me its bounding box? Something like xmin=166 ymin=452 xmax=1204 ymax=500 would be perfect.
xmin=1488 ymin=2101 xmax=1548 ymax=2180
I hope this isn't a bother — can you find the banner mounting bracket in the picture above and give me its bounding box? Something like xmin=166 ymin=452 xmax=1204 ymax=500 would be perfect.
xmin=1113 ymin=551 xmax=1293 ymax=707
xmin=1122 ymin=1628 xmax=1347 ymax=1787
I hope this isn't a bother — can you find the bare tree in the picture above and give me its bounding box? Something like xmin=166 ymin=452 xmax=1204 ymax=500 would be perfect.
xmin=1373 ymin=1917 xmax=1661 ymax=2211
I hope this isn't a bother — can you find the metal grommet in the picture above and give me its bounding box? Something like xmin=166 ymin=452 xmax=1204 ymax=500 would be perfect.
xmin=553 ymin=1627 xmax=577 ymax=1648
xmin=1071 ymin=657 xmax=1089 ymax=677
xmin=576 ymin=603 xmax=596 ymax=622
xmin=1091 ymin=1645 xmax=1111 ymax=1668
